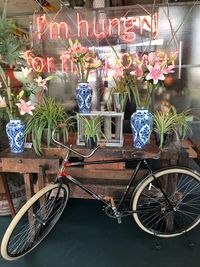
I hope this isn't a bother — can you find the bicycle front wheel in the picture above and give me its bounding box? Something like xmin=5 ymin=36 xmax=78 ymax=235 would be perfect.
xmin=132 ymin=167 xmax=200 ymax=237
xmin=1 ymin=183 xmax=69 ymax=261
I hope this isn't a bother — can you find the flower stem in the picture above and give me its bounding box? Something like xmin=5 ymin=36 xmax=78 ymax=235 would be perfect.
xmin=144 ymin=82 xmax=157 ymax=110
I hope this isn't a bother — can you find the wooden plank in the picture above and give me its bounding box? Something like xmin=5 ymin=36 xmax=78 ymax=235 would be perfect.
xmin=1 ymin=158 xmax=59 ymax=174
xmin=69 ymin=183 xmax=134 ymax=199
xmin=180 ymin=139 xmax=197 ymax=158
xmin=84 ymin=157 xmax=125 ymax=170
xmin=184 ymin=147 xmax=197 ymax=158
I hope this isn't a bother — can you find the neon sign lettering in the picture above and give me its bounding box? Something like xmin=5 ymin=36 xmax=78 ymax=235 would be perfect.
xmin=35 ymin=12 xmax=158 ymax=43
xmin=26 ymin=53 xmax=135 ymax=74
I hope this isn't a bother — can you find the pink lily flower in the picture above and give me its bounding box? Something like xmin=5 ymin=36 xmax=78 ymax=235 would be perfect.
xmin=34 ymin=76 xmax=48 ymax=90
xmin=0 ymin=81 xmax=2 ymax=88
xmin=16 ymin=99 xmax=35 ymax=115
xmin=130 ymin=66 xmax=143 ymax=80
xmin=85 ymin=57 xmax=102 ymax=69
xmin=146 ymin=64 xmax=165 ymax=84
xmin=147 ymin=52 xmax=158 ymax=65
xmin=162 ymin=65 xmax=175 ymax=75
xmin=113 ymin=67 xmax=124 ymax=79
xmin=0 ymin=95 xmax=6 ymax=108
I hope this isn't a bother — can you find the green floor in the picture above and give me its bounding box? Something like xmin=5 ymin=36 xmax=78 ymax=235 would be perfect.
xmin=0 ymin=198 xmax=200 ymax=267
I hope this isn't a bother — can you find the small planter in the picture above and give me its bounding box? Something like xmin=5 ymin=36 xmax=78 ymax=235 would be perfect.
xmin=85 ymin=137 xmax=97 ymax=149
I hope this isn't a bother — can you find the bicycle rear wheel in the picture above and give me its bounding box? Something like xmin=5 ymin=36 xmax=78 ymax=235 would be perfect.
xmin=132 ymin=167 xmax=200 ymax=237
xmin=1 ymin=183 xmax=69 ymax=261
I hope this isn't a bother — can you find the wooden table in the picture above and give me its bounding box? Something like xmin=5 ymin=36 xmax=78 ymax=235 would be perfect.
xmin=0 ymin=135 xmax=189 ymax=216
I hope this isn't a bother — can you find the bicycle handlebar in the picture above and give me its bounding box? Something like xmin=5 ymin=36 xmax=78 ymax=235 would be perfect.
xmin=52 ymin=124 xmax=99 ymax=158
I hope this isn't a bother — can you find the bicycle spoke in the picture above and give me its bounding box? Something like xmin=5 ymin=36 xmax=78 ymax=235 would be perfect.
xmin=133 ymin=168 xmax=200 ymax=237
xmin=3 ymin=184 xmax=68 ymax=259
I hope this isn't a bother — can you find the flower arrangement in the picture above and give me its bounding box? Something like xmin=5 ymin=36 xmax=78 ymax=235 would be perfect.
xmin=62 ymin=39 xmax=102 ymax=82
xmin=0 ymin=67 xmax=35 ymax=120
xmin=0 ymin=65 xmax=53 ymax=120
xmin=108 ymin=67 xmax=132 ymax=112
xmin=127 ymin=51 xmax=178 ymax=109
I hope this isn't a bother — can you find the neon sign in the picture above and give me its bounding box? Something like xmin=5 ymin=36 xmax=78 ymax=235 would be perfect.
xmin=36 ymin=12 xmax=158 ymax=43
xmin=29 ymin=12 xmax=159 ymax=74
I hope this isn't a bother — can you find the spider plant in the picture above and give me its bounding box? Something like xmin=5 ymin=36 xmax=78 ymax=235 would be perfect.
xmin=79 ymin=115 xmax=105 ymax=148
xmin=25 ymin=97 xmax=73 ymax=155
xmin=153 ymin=107 xmax=192 ymax=148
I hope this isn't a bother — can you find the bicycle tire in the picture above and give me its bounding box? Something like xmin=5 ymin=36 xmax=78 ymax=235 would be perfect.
xmin=132 ymin=167 xmax=200 ymax=237
xmin=1 ymin=183 xmax=69 ymax=261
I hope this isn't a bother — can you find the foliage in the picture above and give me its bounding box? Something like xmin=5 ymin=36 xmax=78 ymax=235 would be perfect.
xmin=153 ymin=107 xmax=192 ymax=148
xmin=25 ymin=97 xmax=73 ymax=155
xmin=0 ymin=108 xmax=9 ymax=134
xmin=0 ymin=0 xmax=24 ymax=67
xmin=62 ymin=39 xmax=102 ymax=82
xmin=79 ymin=115 xmax=105 ymax=142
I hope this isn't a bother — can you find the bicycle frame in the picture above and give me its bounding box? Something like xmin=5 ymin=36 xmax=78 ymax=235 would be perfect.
xmin=51 ymin=126 xmax=172 ymax=222
xmin=55 ymin=153 xmax=155 ymax=219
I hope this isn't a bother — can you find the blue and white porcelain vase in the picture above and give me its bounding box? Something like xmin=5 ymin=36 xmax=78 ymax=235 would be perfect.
xmin=130 ymin=108 xmax=153 ymax=149
xmin=6 ymin=119 xmax=25 ymax=153
xmin=76 ymin=82 xmax=92 ymax=113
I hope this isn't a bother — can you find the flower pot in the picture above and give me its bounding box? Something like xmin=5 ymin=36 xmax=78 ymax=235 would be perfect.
xmin=130 ymin=108 xmax=153 ymax=149
xmin=76 ymin=82 xmax=92 ymax=113
xmin=4 ymin=66 xmax=23 ymax=88
xmin=6 ymin=119 xmax=25 ymax=153
xmin=85 ymin=137 xmax=97 ymax=149
xmin=113 ymin=92 xmax=128 ymax=112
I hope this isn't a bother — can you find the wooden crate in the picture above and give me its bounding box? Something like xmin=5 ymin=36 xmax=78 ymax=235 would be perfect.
xmin=76 ymin=111 xmax=124 ymax=147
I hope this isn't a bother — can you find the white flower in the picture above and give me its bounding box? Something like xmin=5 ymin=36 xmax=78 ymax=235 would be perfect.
xmin=21 ymin=67 xmax=32 ymax=79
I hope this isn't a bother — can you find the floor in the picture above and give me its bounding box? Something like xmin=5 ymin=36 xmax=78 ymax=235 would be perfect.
xmin=0 ymin=198 xmax=200 ymax=267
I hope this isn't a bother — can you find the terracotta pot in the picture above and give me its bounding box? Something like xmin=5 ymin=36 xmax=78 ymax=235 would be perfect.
xmin=4 ymin=66 xmax=23 ymax=88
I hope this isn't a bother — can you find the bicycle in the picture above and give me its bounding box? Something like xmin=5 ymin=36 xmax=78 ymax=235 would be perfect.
xmin=2 ymin=125 xmax=200 ymax=261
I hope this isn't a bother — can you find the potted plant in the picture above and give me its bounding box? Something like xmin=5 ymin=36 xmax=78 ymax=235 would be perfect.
xmin=153 ymin=107 xmax=192 ymax=149
xmin=0 ymin=67 xmax=36 ymax=153
xmin=25 ymin=97 xmax=73 ymax=155
xmin=79 ymin=115 xmax=105 ymax=149
xmin=63 ymin=39 xmax=102 ymax=113
xmin=126 ymin=51 xmax=178 ymax=149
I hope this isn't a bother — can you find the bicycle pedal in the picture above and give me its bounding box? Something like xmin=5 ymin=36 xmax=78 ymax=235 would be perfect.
xmin=188 ymin=241 xmax=195 ymax=248
xmin=155 ymin=244 xmax=162 ymax=250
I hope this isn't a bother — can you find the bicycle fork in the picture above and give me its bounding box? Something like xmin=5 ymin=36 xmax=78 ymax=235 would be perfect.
xmin=143 ymin=160 xmax=175 ymax=211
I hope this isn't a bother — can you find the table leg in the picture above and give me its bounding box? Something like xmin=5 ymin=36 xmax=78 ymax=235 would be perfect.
xmin=37 ymin=165 xmax=45 ymax=191
xmin=23 ymin=173 xmax=34 ymax=201
xmin=1 ymin=174 xmax=16 ymax=218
